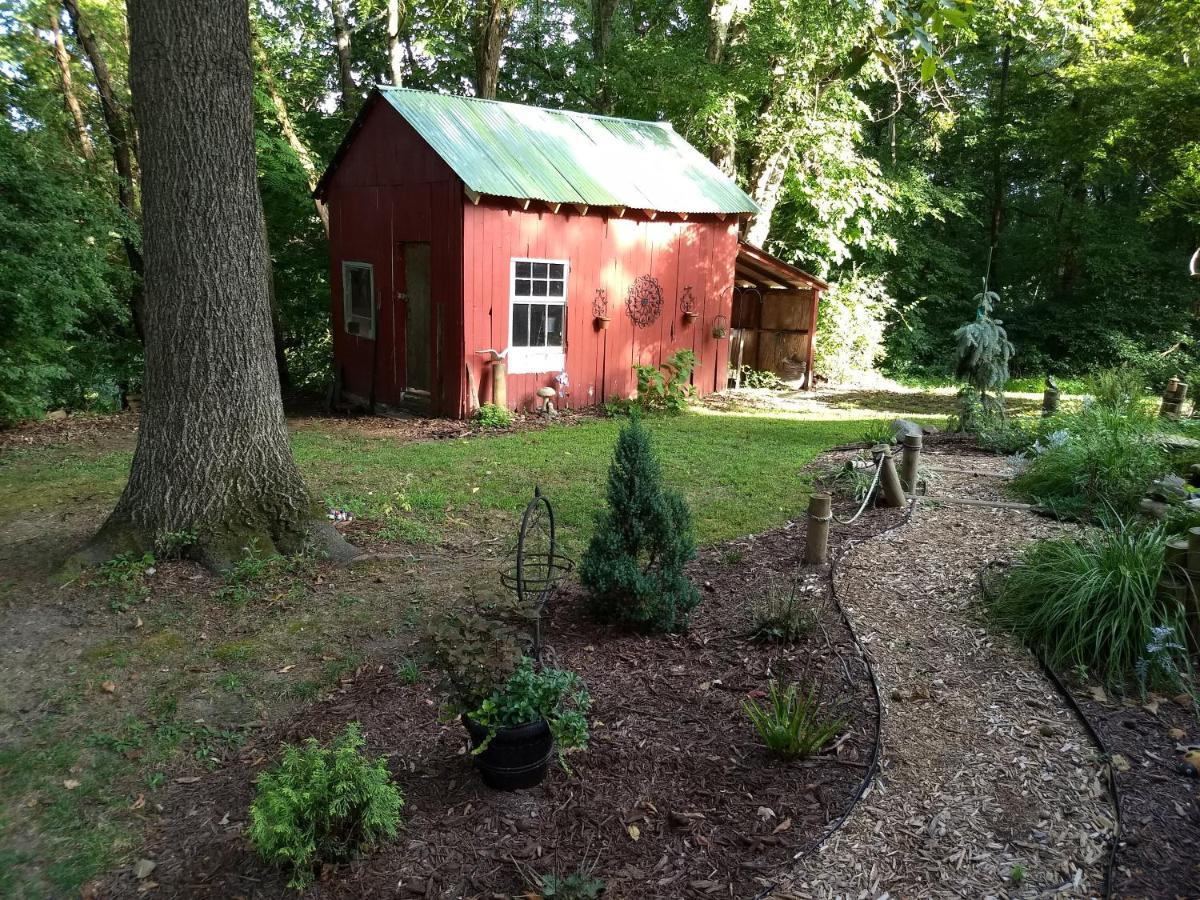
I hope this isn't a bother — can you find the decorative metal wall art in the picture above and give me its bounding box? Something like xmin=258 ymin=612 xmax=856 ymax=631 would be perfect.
xmin=626 ymin=275 xmax=663 ymax=328
xmin=680 ymin=286 xmax=699 ymax=322
xmin=592 ymin=288 xmax=609 ymax=319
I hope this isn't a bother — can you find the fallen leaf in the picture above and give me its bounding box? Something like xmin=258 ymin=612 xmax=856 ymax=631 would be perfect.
xmin=1168 ymin=727 xmax=1186 ymax=741
xmin=174 ymin=776 xmax=201 ymax=784
xmin=63 ymin=779 xmax=80 ymax=790
xmin=277 ymin=665 xmax=295 ymax=674
xmin=1142 ymin=699 xmax=1160 ymax=715
xmin=136 ymin=881 xmax=158 ymax=894
xmin=757 ymin=806 xmax=775 ymax=821
xmin=132 ymin=859 xmax=156 ymax=880
xmin=772 ymin=817 xmax=792 ymax=834
xmin=218 ymin=812 xmax=230 ymax=826
xmin=627 ymin=824 xmax=640 ymax=841
xmin=134 ymin=617 xmax=143 ymax=629
xmin=100 ymin=680 xmax=116 ymax=694
xmin=1089 ymin=685 xmax=1108 ymax=703
xmin=1111 ymin=753 xmax=1131 ymax=772
xmin=130 ymin=794 xmax=145 ymax=810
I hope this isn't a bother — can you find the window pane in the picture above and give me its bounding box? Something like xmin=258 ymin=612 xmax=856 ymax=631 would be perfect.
xmin=513 ymin=303 xmax=530 ymax=346
xmin=515 ymin=261 xmax=531 ymax=278
xmin=546 ymin=305 xmax=563 ymax=347
xmin=547 ymin=278 xmax=564 ymax=297
xmin=531 ymin=279 xmax=548 ymax=297
xmin=349 ymin=267 xmax=372 ymax=318
xmin=548 ymin=263 xmax=565 ymax=279
xmin=531 ymin=262 xmax=548 ymax=278
xmin=515 ymin=279 xmax=531 ymax=297
xmin=530 ymin=304 xmax=547 ymax=346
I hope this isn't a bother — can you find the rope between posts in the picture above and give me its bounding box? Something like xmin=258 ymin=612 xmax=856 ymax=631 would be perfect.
xmin=831 ymin=456 xmax=885 ymax=526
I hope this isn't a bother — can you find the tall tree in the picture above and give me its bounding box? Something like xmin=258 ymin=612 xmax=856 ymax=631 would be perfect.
xmin=62 ymin=0 xmax=144 ymax=338
xmin=471 ymin=0 xmax=512 ymax=99
xmin=50 ymin=12 xmax=94 ymax=160
xmin=81 ymin=0 xmax=354 ymax=569
xmin=331 ymin=0 xmax=358 ymax=108
xmin=387 ymin=0 xmax=404 ymax=85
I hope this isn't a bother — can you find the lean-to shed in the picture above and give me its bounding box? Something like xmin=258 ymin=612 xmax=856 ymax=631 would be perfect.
xmin=315 ymin=87 xmax=823 ymax=417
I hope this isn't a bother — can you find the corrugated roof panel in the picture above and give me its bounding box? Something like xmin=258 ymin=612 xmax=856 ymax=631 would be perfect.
xmin=377 ymin=88 xmax=759 ymax=215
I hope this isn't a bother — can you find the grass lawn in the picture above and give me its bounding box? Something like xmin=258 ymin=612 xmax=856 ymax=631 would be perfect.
xmin=0 ymin=406 xmax=887 ymax=897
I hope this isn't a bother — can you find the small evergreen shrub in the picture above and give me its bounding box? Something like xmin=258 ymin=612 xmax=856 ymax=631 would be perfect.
xmin=743 ymin=681 xmax=843 ymax=759
xmin=749 ymin=580 xmax=818 ymax=643
xmin=474 ymin=403 xmax=513 ymax=428
xmin=247 ymin=723 xmax=403 ymax=889
xmin=988 ymin=523 xmax=1187 ymax=687
xmin=580 ymin=416 xmax=700 ymax=632
xmin=468 ymin=657 xmax=590 ymax=764
xmin=1010 ymin=406 xmax=1168 ymax=520
xmin=952 ymin=283 xmax=1015 ymax=420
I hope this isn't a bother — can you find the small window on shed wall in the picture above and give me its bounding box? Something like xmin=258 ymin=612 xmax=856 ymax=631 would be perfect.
xmin=342 ymin=261 xmax=375 ymax=339
xmin=509 ymin=258 xmax=568 ymax=374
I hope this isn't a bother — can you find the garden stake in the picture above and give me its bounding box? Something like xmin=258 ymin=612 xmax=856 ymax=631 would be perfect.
xmin=877 ymin=449 xmax=907 ymax=509
xmin=803 ymin=492 xmax=831 ymax=565
xmin=899 ymin=432 xmax=922 ymax=496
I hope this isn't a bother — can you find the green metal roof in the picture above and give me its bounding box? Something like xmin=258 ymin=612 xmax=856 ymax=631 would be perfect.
xmin=375 ymin=87 xmax=759 ymax=215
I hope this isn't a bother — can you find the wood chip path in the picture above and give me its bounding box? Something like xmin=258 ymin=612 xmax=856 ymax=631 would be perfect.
xmin=772 ymin=449 xmax=1114 ymax=899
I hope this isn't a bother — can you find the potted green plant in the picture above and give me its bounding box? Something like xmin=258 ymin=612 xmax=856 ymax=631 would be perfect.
xmin=425 ymin=608 xmax=590 ymax=789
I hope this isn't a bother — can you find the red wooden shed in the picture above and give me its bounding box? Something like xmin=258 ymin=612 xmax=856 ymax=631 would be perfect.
xmin=315 ymin=87 xmax=820 ymax=417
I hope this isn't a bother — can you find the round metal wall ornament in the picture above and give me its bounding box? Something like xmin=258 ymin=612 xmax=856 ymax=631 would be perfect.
xmin=626 ymin=275 xmax=663 ymax=328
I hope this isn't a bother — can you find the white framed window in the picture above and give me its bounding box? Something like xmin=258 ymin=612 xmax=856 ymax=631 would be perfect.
xmin=508 ymin=258 xmax=568 ymax=374
xmin=342 ymin=261 xmax=375 ymax=339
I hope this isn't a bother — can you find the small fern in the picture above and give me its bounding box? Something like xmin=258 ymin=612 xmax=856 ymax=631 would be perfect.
xmin=247 ymin=722 xmax=403 ymax=889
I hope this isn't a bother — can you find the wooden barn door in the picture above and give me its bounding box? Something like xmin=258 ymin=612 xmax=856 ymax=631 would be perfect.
xmin=401 ymin=242 xmax=432 ymax=400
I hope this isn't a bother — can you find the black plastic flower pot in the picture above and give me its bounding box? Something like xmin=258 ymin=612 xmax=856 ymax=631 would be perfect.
xmin=462 ymin=715 xmax=554 ymax=790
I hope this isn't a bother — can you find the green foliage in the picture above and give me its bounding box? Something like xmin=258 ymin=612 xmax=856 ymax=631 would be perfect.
xmin=988 ymin=523 xmax=1186 ymax=688
xmin=860 ymin=420 xmax=896 ymax=446
xmin=424 ymin=607 xmax=523 ymax=713
xmin=975 ymin=415 xmax=1039 ymax=455
xmin=580 ymin=416 xmax=700 ymax=633
xmin=468 ymin=658 xmax=590 ymax=764
xmin=813 ymin=272 xmax=895 ymax=383
xmin=473 ymin=403 xmax=513 ymax=428
xmin=1085 ymin=367 xmax=1149 ymax=415
xmin=952 ymin=285 xmax=1015 ymax=417
xmin=1010 ymin=406 xmax=1168 ymax=520
xmin=738 ymin=366 xmax=786 ymax=390
xmin=247 ymin=723 xmax=403 ymax=889
xmin=748 ymin=580 xmax=818 ymax=643
xmin=633 ymin=349 xmax=697 ymax=412
xmin=529 ymin=871 xmax=606 ymax=899
xmin=743 ymin=681 xmax=844 ymax=759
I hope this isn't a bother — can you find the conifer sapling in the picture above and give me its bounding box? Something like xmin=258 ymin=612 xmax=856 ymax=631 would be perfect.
xmin=580 ymin=415 xmax=700 ymax=632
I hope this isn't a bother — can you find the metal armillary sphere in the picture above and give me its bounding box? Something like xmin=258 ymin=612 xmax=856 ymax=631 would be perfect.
xmin=499 ymin=487 xmax=574 ymax=661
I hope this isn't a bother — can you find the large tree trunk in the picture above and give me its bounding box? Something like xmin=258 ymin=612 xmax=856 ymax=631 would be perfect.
xmin=706 ymin=0 xmax=747 ymax=65
xmin=741 ymin=141 xmax=791 ymax=247
xmin=387 ymin=0 xmax=404 ymax=86
xmin=81 ymin=0 xmax=354 ymax=571
xmin=51 ymin=14 xmax=94 ymax=160
xmin=590 ymin=0 xmax=618 ymax=113
xmin=987 ymin=39 xmax=1011 ymax=289
xmin=471 ymin=0 xmax=512 ymax=99
xmin=63 ymin=0 xmax=145 ymax=340
xmin=331 ymin=0 xmax=357 ymax=109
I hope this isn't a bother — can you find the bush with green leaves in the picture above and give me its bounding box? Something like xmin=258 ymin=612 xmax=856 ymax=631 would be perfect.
xmin=743 ymin=681 xmax=843 ymax=759
xmin=749 ymin=580 xmax=818 ymax=643
xmin=473 ymin=403 xmax=513 ymax=428
xmin=580 ymin=416 xmax=700 ymax=632
xmin=813 ymin=272 xmax=894 ymax=384
xmin=633 ymin=349 xmax=697 ymax=412
xmin=738 ymin=366 xmax=785 ymax=389
xmin=988 ymin=523 xmax=1188 ymax=688
xmin=247 ymin=723 xmax=403 ymax=889
xmin=424 ymin=607 xmax=524 ymax=712
xmin=1010 ymin=405 xmax=1168 ymax=520
xmin=468 ymin=657 xmax=590 ymax=764
xmin=1085 ymin=367 xmax=1150 ymax=415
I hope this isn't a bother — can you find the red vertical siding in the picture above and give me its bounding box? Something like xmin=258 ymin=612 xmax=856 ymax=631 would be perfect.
xmin=460 ymin=203 xmax=738 ymax=416
xmin=325 ymin=99 xmax=464 ymax=415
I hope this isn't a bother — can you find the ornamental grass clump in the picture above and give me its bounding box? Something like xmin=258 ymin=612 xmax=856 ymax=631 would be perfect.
xmin=988 ymin=523 xmax=1187 ymax=688
xmin=580 ymin=415 xmax=700 ymax=632
xmin=743 ymin=681 xmax=843 ymax=759
xmin=247 ymin=722 xmax=403 ymax=889
xmin=1010 ymin=405 xmax=1168 ymax=520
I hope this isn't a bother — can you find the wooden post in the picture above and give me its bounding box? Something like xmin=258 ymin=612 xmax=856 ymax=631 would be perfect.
xmin=1180 ymin=531 xmax=1200 ymax=652
xmin=878 ymin=449 xmax=907 ymax=508
xmin=1041 ymin=384 xmax=1060 ymax=417
xmin=899 ymin=432 xmax=922 ymax=495
xmin=490 ymin=359 xmax=508 ymax=409
xmin=803 ymin=492 xmax=831 ymax=565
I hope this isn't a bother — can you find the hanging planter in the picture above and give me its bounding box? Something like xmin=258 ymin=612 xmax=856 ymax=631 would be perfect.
xmin=595 ymin=315 xmax=611 ymax=330
xmin=712 ymin=314 xmax=729 ymax=339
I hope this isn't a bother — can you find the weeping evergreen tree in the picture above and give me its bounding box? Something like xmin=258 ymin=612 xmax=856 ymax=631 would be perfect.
xmin=953 ymin=280 xmax=1015 ymax=425
xmin=580 ymin=416 xmax=700 ymax=633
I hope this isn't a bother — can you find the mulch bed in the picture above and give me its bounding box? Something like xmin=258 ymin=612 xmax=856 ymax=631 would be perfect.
xmin=101 ymin=505 xmax=903 ymax=899
xmin=1074 ymin=691 xmax=1200 ymax=898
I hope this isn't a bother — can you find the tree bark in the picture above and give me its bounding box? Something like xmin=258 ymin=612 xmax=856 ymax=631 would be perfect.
xmin=51 ymin=13 xmax=94 ymax=160
xmin=80 ymin=0 xmax=354 ymax=571
xmin=742 ymin=140 xmax=792 ymax=247
xmin=387 ymin=0 xmax=404 ymax=86
xmin=331 ymin=0 xmax=357 ymax=109
xmin=591 ymin=0 xmax=618 ymax=112
xmin=471 ymin=0 xmax=512 ymax=99
xmin=706 ymin=0 xmax=747 ymax=65
xmin=987 ymin=39 xmax=1011 ymax=289
xmin=63 ymin=0 xmax=145 ymax=340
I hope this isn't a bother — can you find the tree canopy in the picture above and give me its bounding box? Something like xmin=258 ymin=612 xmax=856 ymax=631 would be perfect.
xmin=1 ymin=0 xmax=1197 ymax=424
